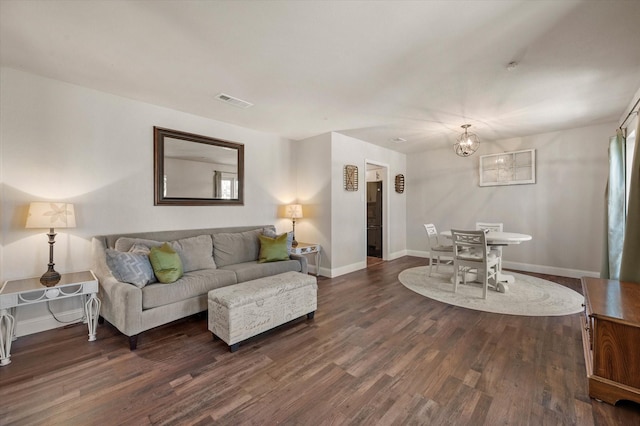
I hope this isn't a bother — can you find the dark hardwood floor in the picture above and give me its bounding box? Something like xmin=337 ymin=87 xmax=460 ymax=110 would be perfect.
xmin=367 ymin=256 xmax=384 ymax=267
xmin=1 ymin=256 xmax=639 ymax=425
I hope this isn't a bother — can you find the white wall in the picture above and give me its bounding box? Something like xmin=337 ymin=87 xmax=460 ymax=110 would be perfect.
xmin=294 ymin=132 xmax=406 ymax=277
xmin=330 ymin=133 xmax=406 ymax=276
xmin=0 ymin=67 xmax=296 ymax=334
xmin=293 ymin=132 xmax=332 ymax=275
xmin=406 ymin=122 xmax=613 ymax=277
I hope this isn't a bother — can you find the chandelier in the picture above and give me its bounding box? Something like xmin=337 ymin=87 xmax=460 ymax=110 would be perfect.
xmin=454 ymin=124 xmax=480 ymax=157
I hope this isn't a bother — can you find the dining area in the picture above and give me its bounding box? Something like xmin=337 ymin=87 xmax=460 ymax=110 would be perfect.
xmin=424 ymin=222 xmax=532 ymax=299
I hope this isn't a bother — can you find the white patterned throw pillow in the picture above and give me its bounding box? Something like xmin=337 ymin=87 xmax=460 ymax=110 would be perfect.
xmin=105 ymin=248 xmax=156 ymax=288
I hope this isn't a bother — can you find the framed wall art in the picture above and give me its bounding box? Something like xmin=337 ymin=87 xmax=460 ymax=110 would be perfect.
xmin=395 ymin=174 xmax=405 ymax=193
xmin=479 ymin=149 xmax=535 ymax=187
xmin=344 ymin=165 xmax=358 ymax=191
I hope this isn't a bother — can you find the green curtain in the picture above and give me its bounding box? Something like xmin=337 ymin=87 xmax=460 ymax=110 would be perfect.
xmin=601 ymin=130 xmax=626 ymax=279
xmin=620 ymin=116 xmax=640 ymax=282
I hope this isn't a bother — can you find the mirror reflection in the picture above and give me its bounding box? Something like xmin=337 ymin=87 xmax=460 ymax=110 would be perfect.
xmin=154 ymin=127 xmax=244 ymax=205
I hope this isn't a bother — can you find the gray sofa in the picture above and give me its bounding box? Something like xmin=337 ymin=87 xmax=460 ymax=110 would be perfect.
xmin=91 ymin=225 xmax=307 ymax=349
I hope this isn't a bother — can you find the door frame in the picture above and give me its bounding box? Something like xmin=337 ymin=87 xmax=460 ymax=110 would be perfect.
xmin=365 ymin=160 xmax=389 ymax=261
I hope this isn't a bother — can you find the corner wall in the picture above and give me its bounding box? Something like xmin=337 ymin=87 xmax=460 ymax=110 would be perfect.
xmin=406 ymin=122 xmax=613 ymax=277
xmin=294 ymin=132 xmax=407 ymax=277
xmin=293 ymin=132 xmax=332 ymax=275
xmin=330 ymin=133 xmax=406 ymax=276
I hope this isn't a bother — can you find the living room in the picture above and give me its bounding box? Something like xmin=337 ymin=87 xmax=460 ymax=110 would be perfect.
xmin=1 ymin=1 xmax=639 ymax=424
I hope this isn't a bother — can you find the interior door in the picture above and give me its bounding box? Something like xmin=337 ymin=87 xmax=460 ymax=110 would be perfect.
xmin=367 ymin=181 xmax=383 ymax=258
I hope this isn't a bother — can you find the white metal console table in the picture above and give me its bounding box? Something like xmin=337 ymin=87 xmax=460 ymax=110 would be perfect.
xmin=290 ymin=242 xmax=321 ymax=276
xmin=0 ymin=270 xmax=100 ymax=366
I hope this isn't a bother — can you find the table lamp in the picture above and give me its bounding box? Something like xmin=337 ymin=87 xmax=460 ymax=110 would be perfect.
xmin=26 ymin=202 xmax=76 ymax=286
xmin=285 ymin=204 xmax=303 ymax=247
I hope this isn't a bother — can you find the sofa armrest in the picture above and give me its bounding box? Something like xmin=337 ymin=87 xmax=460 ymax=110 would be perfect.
xmin=91 ymin=237 xmax=143 ymax=336
xmin=289 ymin=253 xmax=308 ymax=274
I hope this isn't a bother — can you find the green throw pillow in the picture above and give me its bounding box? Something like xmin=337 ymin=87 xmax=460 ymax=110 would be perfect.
xmin=149 ymin=242 xmax=184 ymax=283
xmin=258 ymin=233 xmax=289 ymax=263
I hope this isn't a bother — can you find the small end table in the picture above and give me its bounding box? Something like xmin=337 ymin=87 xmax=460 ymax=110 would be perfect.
xmin=0 ymin=270 xmax=101 ymax=366
xmin=290 ymin=243 xmax=321 ymax=276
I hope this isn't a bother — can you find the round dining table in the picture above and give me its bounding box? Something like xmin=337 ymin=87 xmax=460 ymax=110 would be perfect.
xmin=440 ymin=230 xmax=532 ymax=290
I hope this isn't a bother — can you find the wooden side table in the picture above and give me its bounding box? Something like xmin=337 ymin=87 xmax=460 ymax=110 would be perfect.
xmin=290 ymin=243 xmax=321 ymax=276
xmin=580 ymin=277 xmax=640 ymax=405
xmin=0 ymin=270 xmax=101 ymax=366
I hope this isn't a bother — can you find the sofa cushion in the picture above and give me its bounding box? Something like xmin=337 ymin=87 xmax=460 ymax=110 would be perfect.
xmin=258 ymin=233 xmax=289 ymax=263
xmin=115 ymin=237 xmax=162 ymax=252
xmin=149 ymin=243 xmax=184 ymax=284
xmin=105 ymin=248 xmax=156 ymax=288
xmin=115 ymin=235 xmax=216 ymax=272
xmin=212 ymin=228 xmax=264 ymax=267
xmin=221 ymin=259 xmax=302 ymax=283
xmin=129 ymin=242 xmax=153 ymax=255
xmin=170 ymin=234 xmax=216 ymax=271
xmin=141 ymin=269 xmax=237 ymax=309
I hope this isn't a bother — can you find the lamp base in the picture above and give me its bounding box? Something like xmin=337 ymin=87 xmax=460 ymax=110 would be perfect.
xmin=291 ymin=219 xmax=298 ymax=247
xmin=40 ymin=268 xmax=61 ymax=287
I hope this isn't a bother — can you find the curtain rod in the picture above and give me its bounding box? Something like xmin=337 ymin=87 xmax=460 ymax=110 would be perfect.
xmin=619 ymin=97 xmax=640 ymax=130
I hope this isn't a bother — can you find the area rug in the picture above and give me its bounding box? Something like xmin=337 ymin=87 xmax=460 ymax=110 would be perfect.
xmin=398 ymin=265 xmax=584 ymax=316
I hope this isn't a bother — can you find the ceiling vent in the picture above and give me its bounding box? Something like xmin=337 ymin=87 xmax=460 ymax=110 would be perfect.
xmin=215 ymin=93 xmax=253 ymax=109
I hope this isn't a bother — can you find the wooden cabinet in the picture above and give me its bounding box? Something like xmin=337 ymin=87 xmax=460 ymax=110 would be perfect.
xmin=580 ymin=277 xmax=640 ymax=405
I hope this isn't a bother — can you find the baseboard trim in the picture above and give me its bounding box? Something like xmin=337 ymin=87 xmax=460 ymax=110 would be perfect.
xmin=328 ymin=261 xmax=367 ymax=278
xmin=407 ymin=250 xmax=429 ymax=258
xmin=406 ymin=250 xmax=598 ymax=279
xmin=325 ymin=250 xmax=407 ymax=277
xmin=502 ymin=261 xmax=599 ymax=279
xmin=388 ymin=250 xmax=407 ymax=261
xmin=14 ymin=308 xmax=86 ymax=338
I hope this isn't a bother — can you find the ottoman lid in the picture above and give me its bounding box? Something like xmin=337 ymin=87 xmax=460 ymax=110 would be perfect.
xmin=208 ymin=271 xmax=317 ymax=308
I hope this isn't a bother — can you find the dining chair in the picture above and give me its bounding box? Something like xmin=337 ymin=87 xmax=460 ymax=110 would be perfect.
xmin=475 ymin=222 xmax=503 ymax=232
xmin=451 ymin=229 xmax=500 ymax=299
xmin=476 ymin=222 xmax=504 ymax=270
xmin=423 ymin=224 xmax=453 ymax=276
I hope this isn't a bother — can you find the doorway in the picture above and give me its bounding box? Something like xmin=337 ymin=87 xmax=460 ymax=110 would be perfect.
xmin=366 ymin=163 xmax=387 ymax=266
xmin=367 ymin=181 xmax=383 ymax=258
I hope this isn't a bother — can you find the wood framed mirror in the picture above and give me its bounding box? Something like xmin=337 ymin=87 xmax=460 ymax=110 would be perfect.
xmin=154 ymin=127 xmax=244 ymax=205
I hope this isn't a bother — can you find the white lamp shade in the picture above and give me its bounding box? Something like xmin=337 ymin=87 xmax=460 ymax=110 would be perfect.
xmin=286 ymin=204 xmax=303 ymax=219
xmin=26 ymin=202 xmax=76 ymax=229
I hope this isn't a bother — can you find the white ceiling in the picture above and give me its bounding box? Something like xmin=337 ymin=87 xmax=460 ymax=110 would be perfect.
xmin=2 ymin=0 xmax=639 ymax=154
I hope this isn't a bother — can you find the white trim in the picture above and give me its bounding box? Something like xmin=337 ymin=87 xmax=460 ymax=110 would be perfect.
xmin=407 ymin=250 xmax=429 ymax=258
xmin=14 ymin=308 xmax=86 ymax=337
xmin=407 ymin=251 xmax=598 ymax=278
xmin=327 ymin=261 xmax=367 ymax=278
xmin=388 ymin=250 xmax=407 ymax=260
xmin=502 ymin=261 xmax=599 ymax=279
xmin=323 ymin=251 xmax=406 ymax=277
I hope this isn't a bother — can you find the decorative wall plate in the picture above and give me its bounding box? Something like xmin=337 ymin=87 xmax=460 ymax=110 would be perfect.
xmin=395 ymin=174 xmax=405 ymax=193
xmin=344 ymin=165 xmax=358 ymax=191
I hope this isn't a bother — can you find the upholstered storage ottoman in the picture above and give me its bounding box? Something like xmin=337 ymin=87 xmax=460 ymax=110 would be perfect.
xmin=208 ymin=271 xmax=317 ymax=352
